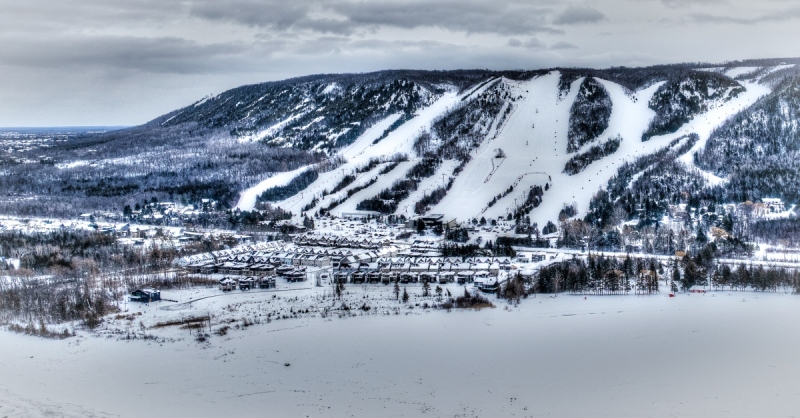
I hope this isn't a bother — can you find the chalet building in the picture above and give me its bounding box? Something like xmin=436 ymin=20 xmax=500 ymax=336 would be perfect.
xmin=406 ymin=214 xmax=458 ymax=229
xmin=762 ymin=198 xmax=786 ymax=213
xmin=130 ymin=288 xmax=161 ymax=303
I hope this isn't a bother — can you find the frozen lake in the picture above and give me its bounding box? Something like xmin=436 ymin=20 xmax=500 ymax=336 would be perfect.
xmin=1 ymin=290 xmax=799 ymax=417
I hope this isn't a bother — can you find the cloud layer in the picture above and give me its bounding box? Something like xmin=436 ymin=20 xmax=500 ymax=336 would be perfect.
xmin=1 ymin=0 xmax=799 ymax=126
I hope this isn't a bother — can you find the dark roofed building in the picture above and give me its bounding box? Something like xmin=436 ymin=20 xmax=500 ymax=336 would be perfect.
xmin=130 ymin=288 xmax=161 ymax=303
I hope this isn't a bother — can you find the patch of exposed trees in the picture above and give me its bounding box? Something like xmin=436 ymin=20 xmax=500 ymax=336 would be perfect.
xmin=563 ymin=136 xmax=621 ymax=175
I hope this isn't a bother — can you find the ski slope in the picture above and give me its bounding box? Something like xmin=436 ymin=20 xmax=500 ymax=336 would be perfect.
xmin=433 ymin=72 xmax=670 ymax=227
xmin=235 ymin=165 xmax=314 ymax=211
xmin=240 ymin=66 xmax=785 ymax=227
xmin=264 ymin=91 xmax=463 ymax=217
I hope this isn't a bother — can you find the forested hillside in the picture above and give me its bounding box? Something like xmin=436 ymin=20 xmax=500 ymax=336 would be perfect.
xmin=2 ymin=60 xmax=800 ymax=238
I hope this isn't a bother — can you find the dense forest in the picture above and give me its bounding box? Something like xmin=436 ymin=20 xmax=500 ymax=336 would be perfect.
xmin=566 ymin=76 xmax=612 ymax=153
xmin=697 ymin=72 xmax=800 ymax=204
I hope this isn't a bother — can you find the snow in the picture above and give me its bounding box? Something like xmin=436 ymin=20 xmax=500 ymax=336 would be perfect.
xmin=2 ymin=287 xmax=799 ymax=417
xmin=433 ymin=73 xmax=669 ymax=227
xmin=55 ymin=160 xmax=90 ymax=169
xmin=234 ymin=165 xmax=314 ymax=211
xmin=160 ymin=111 xmax=183 ymax=125
xmin=321 ymin=82 xmax=339 ymax=95
xmin=193 ymin=95 xmax=212 ymax=107
xmin=724 ymin=66 xmax=760 ymax=78
xmin=238 ymin=69 xmax=780 ymax=228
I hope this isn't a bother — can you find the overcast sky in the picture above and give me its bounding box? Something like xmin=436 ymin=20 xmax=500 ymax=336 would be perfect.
xmin=1 ymin=0 xmax=798 ymax=127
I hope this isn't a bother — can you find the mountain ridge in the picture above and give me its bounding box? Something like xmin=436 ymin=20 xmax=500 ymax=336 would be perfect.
xmin=1 ymin=59 xmax=799 ymax=237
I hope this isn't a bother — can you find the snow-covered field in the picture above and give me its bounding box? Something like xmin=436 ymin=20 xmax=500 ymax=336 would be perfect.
xmin=2 ymin=285 xmax=799 ymax=417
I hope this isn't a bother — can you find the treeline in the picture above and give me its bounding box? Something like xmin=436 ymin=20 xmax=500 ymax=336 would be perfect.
xmin=414 ymin=178 xmax=454 ymax=215
xmin=432 ymin=81 xmax=513 ymax=162
xmin=536 ymin=255 xmax=661 ymax=295
xmin=356 ymin=179 xmax=418 ymax=214
xmin=751 ymin=218 xmax=800 ymax=246
xmin=511 ymin=185 xmax=545 ymax=220
xmin=358 ymin=156 xmax=443 ymax=215
xmin=564 ymin=136 xmax=621 ymax=175
xmin=0 ymin=132 xmax=327 ymax=217
xmin=496 ymin=235 xmax=549 ymax=249
xmin=487 ymin=185 xmax=515 ymax=208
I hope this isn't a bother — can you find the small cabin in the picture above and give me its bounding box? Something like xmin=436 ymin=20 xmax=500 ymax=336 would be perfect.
xmin=238 ymin=277 xmax=254 ymax=291
xmin=381 ymin=271 xmax=397 ymax=284
xmin=400 ymin=272 xmax=418 ymax=283
xmin=367 ymin=271 xmax=382 ymax=283
xmin=419 ymin=272 xmax=438 ymax=283
xmin=457 ymin=271 xmax=475 ymax=284
xmin=258 ymin=276 xmax=276 ymax=289
xmin=130 ymin=288 xmax=161 ymax=303
xmin=351 ymin=271 xmax=366 ymax=284
xmin=219 ymin=278 xmax=235 ymax=292
xmin=439 ymin=271 xmax=455 ymax=284
xmin=333 ymin=271 xmax=350 ymax=284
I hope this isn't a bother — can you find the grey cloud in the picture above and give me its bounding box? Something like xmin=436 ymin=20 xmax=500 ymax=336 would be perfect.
xmin=349 ymin=39 xmax=456 ymax=50
xmin=0 ymin=35 xmax=251 ymax=74
xmin=550 ymin=41 xmax=577 ymax=50
xmin=334 ymin=1 xmax=558 ymax=35
xmin=553 ymin=6 xmax=604 ymax=25
xmin=190 ymin=1 xmax=315 ymax=30
xmin=507 ymin=38 xmax=546 ymax=49
xmin=0 ymin=0 xmax=188 ymax=31
xmin=189 ymin=0 xmax=560 ymax=35
xmin=691 ymin=7 xmax=800 ymax=24
xmin=660 ymin=0 xmax=724 ymax=8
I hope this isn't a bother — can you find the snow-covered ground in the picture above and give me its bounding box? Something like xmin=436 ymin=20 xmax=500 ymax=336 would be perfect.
xmin=2 ymin=286 xmax=799 ymax=417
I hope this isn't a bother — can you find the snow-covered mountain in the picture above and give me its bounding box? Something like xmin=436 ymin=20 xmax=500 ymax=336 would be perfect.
xmin=227 ymin=60 xmax=800 ymax=230
xmin=4 ymin=59 xmax=800 ymax=230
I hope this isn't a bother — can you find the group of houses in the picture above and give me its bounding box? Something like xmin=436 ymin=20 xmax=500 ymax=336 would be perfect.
xmin=184 ymin=246 xmax=382 ymax=276
xmin=293 ymin=234 xmax=387 ymax=249
xmin=329 ymin=256 xmax=513 ymax=286
xmin=218 ymin=275 xmax=277 ymax=292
